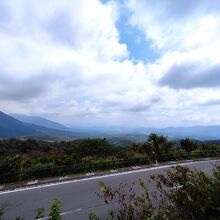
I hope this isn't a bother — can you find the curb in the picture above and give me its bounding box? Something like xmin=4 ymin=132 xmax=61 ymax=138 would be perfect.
xmin=0 ymin=157 xmax=219 ymax=192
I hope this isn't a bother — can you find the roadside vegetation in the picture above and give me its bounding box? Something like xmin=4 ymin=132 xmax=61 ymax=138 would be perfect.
xmin=0 ymin=165 xmax=219 ymax=219
xmin=0 ymin=199 xmax=62 ymax=220
xmin=0 ymin=133 xmax=220 ymax=183
xmin=88 ymin=165 xmax=220 ymax=220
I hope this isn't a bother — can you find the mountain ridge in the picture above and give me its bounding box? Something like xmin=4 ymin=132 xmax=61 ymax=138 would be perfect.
xmin=2 ymin=111 xmax=220 ymax=140
xmin=11 ymin=113 xmax=69 ymax=131
xmin=0 ymin=111 xmax=79 ymax=138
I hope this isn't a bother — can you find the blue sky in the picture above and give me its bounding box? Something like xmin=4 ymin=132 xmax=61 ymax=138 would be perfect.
xmin=116 ymin=9 xmax=159 ymax=62
xmin=101 ymin=0 xmax=159 ymax=62
xmin=1 ymin=0 xmax=220 ymax=128
xmin=106 ymin=0 xmax=159 ymax=62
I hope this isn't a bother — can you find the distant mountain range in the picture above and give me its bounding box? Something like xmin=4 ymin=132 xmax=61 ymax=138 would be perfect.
xmin=0 ymin=111 xmax=40 ymax=138
xmin=148 ymin=126 xmax=220 ymax=140
xmin=0 ymin=111 xmax=81 ymax=139
xmin=1 ymin=110 xmax=220 ymax=140
xmin=131 ymin=126 xmax=220 ymax=140
xmin=11 ymin=114 xmax=70 ymax=131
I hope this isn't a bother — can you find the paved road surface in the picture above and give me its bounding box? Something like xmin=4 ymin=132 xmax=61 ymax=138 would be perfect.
xmin=0 ymin=159 xmax=219 ymax=220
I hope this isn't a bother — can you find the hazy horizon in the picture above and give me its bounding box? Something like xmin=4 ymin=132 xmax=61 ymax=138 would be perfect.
xmin=7 ymin=111 xmax=220 ymax=130
xmin=1 ymin=0 xmax=220 ymax=127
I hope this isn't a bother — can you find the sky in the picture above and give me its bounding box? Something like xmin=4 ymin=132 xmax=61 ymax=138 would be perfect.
xmin=0 ymin=0 xmax=220 ymax=128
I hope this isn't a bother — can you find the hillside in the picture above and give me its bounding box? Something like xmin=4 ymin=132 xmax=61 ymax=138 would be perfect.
xmin=11 ymin=114 xmax=69 ymax=131
xmin=148 ymin=126 xmax=220 ymax=140
xmin=0 ymin=111 xmax=79 ymax=138
xmin=2 ymin=110 xmax=220 ymax=140
xmin=0 ymin=111 xmax=40 ymax=138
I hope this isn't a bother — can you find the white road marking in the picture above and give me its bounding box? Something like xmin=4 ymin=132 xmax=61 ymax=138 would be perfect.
xmin=86 ymin=172 xmax=95 ymax=176
xmin=0 ymin=159 xmax=219 ymax=195
xmin=37 ymin=208 xmax=82 ymax=220
xmin=171 ymin=185 xmax=183 ymax=189
xmin=132 ymin=166 xmax=141 ymax=169
xmin=110 ymin=169 xmax=117 ymax=173
xmin=58 ymin=176 xmax=68 ymax=181
xmin=27 ymin=180 xmax=39 ymax=185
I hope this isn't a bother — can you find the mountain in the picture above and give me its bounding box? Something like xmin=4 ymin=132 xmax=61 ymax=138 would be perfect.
xmin=0 ymin=111 xmax=40 ymax=138
xmin=129 ymin=126 xmax=220 ymax=140
xmin=2 ymin=110 xmax=220 ymax=140
xmin=71 ymin=125 xmax=220 ymax=141
xmin=11 ymin=114 xmax=69 ymax=131
xmin=158 ymin=126 xmax=220 ymax=140
xmin=0 ymin=111 xmax=80 ymax=138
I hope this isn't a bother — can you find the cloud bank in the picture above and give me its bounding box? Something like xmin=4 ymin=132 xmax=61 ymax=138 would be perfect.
xmin=0 ymin=0 xmax=220 ymax=127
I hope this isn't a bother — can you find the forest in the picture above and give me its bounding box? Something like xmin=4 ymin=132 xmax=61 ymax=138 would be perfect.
xmin=0 ymin=133 xmax=219 ymax=178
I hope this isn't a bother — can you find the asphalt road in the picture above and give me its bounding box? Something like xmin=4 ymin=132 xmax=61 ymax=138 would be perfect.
xmin=0 ymin=159 xmax=219 ymax=220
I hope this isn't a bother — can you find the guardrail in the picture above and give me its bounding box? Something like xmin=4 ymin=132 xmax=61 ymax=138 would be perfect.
xmin=0 ymin=150 xmax=219 ymax=184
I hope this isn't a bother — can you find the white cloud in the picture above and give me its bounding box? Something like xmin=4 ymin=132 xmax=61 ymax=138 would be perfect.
xmin=1 ymin=0 xmax=220 ymax=127
xmin=124 ymin=0 xmax=220 ymax=126
xmin=0 ymin=0 xmax=127 ymax=92
xmin=0 ymin=0 xmax=157 ymax=126
xmin=127 ymin=0 xmax=220 ymax=50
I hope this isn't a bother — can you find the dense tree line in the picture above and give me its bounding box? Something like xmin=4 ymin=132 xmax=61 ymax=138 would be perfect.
xmin=0 ymin=138 xmax=128 ymax=175
xmin=0 ymin=133 xmax=219 ymax=175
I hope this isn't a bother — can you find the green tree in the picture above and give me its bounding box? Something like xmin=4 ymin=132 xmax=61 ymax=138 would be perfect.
xmin=143 ymin=133 xmax=174 ymax=155
xmin=49 ymin=199 xmax=61 ymax=220
xmin=0 ymin=208 xmax=4 ymax=220
xmin=93 ymin=180 xmax=154 ymax=220
xmin=91 ymin=165 xmax=220 ymax=220
xmin=35 ymin=208 xmax=45 ymax=219
xmin=151 ymin=166 xmax=220 ymax=219
xmin=15 ymin=217 xmax=24 ymax=220
xmin=180 ymin=138 xmax=197 ymax=154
